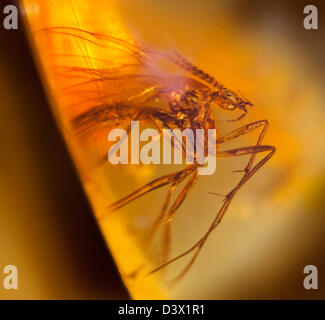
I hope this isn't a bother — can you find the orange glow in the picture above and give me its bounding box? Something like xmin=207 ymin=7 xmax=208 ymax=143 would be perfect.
xmin=20 ymin=0 xmax=325 ymax=299
xmin=22 ymin=0 xmax=165 ymax=299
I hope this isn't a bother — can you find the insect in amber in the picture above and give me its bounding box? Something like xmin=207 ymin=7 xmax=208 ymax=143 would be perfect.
xmin=44 ymin=26 xmax=275 ymax=282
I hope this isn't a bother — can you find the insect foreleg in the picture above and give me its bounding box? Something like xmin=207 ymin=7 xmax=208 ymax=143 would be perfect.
xmin=216 ymin=119 xmax=269 ymax=173
xmin=218 ymin=109 xmax=247 ymax=122
xmin=216 ymin=120 xmax=268 ymax=145
xmin=243 ymin=120 xmax=269 ymax=173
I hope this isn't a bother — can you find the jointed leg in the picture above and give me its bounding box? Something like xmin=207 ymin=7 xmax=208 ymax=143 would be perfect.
xmin=161 ymin=170 xmax=199 ymax=262
xmin=102 ymin=107 xmax=196 ymax=253
xmin=145 ymin=180 xmax=179 ymax=243
xmin=145 ymin=166 xmax=198 ymax=262
xmin=217 ymin=109 xmax=247 ymax=123
xmin=148 ymin=144 xmax=275 ymax=282
xmin=145 ymin=165 xmax=197 ymax=241
xmin=216 ymin=119 xmax=269 ymax=173
xmin=102 ymin=164 xmax=197 ymax=217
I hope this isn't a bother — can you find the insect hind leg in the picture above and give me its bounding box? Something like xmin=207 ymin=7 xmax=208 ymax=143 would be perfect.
xmin=148 ymin=144 xmax=275 ymax=283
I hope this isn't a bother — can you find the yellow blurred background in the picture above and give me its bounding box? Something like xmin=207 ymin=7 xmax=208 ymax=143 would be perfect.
xmin=1 ymin=0 xmax=325 ymax=299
